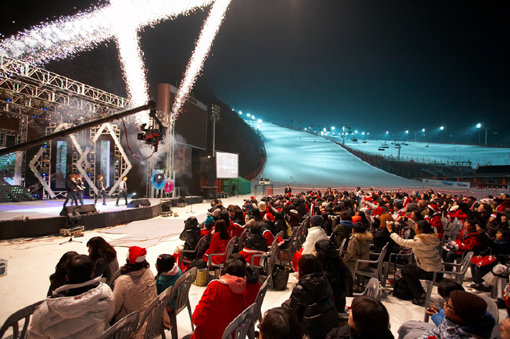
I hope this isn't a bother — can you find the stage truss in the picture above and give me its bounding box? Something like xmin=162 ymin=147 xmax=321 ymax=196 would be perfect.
xmin=0 ymin=56 xmax=135 ymax=199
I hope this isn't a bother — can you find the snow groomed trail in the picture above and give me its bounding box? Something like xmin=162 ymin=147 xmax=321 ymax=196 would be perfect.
xmin=256 ymin=122 xmax=423 ymax=187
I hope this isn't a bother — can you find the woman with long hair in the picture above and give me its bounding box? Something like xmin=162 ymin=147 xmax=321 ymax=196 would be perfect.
xmin=203 ymin=219 xmax=230 ymax=265
xmin=47 ymin=251 xmax=79 ymax=296
xmin=314 ymin=239 xmax=353 ymax=313
xmin=86 ymin=236 xmax=119 ymax=286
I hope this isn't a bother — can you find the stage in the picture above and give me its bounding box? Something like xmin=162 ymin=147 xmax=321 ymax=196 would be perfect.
xmin=0 ymin=196 xmax=203 ymax=240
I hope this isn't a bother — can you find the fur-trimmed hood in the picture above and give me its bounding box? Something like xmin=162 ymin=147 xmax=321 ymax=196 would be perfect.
xmin=218 ymin=274 xmax=246 ymax=294
xmin=351 ymin=232 xmax=373 ymax=242
xmin=415 ymin=232 xmax=440 ymax=246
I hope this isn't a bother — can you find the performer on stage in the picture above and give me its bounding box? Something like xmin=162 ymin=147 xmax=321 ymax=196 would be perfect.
xmin=284 ymin=184 xmax=292 ymax=195
xmin=95 ymin=174 xmax=108 ymax=206
xmin=75 ymin=174 xmax=85 ymax=206
xmin=116 ymin=176 xmax=128 ymax=207
xmin=63 ymin=174 xmax=78 ymax=208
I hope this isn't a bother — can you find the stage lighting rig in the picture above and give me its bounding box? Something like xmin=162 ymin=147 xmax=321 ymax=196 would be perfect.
xmin=137 ymin=106 xmax=166 ymax=152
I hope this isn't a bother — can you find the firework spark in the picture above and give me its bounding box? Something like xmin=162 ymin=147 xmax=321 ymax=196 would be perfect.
xmin=0 ymin=0 xmax=230 ymax=126
xmin=171 ymin=0 xmax=232 ymax=119
xmin=0 ymin=0 xmax=215 ymax=65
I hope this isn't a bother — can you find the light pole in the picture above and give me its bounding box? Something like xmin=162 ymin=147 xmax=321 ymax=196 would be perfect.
xmin=211 ymin=104 xmax=221 ymax=157
xmin=476 ymin=123 xmax=487 ymax=146
xmin=439 ymin=125 xmax=444 ymax=143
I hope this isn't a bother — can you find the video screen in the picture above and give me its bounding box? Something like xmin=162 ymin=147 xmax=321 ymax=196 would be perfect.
xmin=216 ymin=151 xmax=238 ymax=179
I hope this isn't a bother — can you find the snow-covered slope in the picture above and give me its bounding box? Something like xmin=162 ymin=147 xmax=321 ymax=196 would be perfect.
xmin=256 ymin=122 xmax=423 ymax=187
xmin=338 ymin=138 xmax=510 ymax=167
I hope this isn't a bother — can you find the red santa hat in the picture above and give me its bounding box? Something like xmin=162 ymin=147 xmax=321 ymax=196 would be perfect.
xmin=128 ymin=246 xmax=147 ymax=265
xmin=428 ymin=204 xmax=439 ymax=213
xmin=496 ymin=204 xmax=506 ymax=213
xmin=403 ymin=196 xmax=412 ymax=208
xmin=372 ymin=206 xmax=384 ymax=216
xmin=264 ymin=213 xmax=275 ymax=222
xmin=352 ymin=215 xmax=362 ymax=224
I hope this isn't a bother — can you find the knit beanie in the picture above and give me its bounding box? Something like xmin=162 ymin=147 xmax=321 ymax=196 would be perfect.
xmin=205 ymin=215 xmax=215 ymax=226
xmin=449 ymin=290 xmax=487 ymax=324
xmin=128 ymin=246 xmax=147 ymax=265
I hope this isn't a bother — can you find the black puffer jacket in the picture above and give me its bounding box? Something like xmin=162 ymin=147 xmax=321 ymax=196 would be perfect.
xmin=179 ymin=217 xmax=201 ymax=259
xmin=285 ymin=272 xmax=339 ymax=339
xmin=243 ymin=232 xmax=268 ymax=252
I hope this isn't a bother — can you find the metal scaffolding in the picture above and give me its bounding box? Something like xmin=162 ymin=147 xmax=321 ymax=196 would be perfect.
xmin=0 ymin=56 xmax=135 ymax=198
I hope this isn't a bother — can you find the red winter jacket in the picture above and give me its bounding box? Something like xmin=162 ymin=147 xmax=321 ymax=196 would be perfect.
xmin=227 ymin=220 xmax=244 ymax=238
xmin=204 ymin=233 xmax=229 ymax=265
xmin=428 ymin=214 xmax=444 ymax=240
xmin=454 ymin=229 xmax=483 ymax=255
xmin=191 ymin=275 xmax=250 ymax=339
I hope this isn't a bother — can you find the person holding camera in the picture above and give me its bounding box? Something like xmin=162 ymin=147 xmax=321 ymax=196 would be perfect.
xmin=387 ymin=220 xmax=442 ymax=305
xmin=443 ymin=218 xmax=483 ymax=269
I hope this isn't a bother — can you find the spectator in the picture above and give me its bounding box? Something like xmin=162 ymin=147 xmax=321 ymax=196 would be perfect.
xmin=426 ymin=203 xmax=444 ymax=240
xmin=332 ymin=211 xmax=354 ymax=248
xmin=443 ymin=218 xmax=483 ymax=268
xmin=178 ymin=216 xmax=201 ymax=270
xmin=155 ymin=254 xmax=182 ymax=309
xmin=239 ymin=221 xmax=268 ymax=266
xmin=314 ymin=239 xmax=353 ymax=313
xmin=397 ymin=279 xmax=465 ymax=339
xmin=327 ymin=295 xmax=393 ymax=339
xmin=387 ymin=220 xmax=442 ymax=305
xmin=28 ymin=255 xmax=115 ymax=339
xmin=418 ymin=290 xmax=495 ymax=339
xmin=292 ymin=215 xmax=328 ymax=271
xmin=191 ymin=254 xmax=252 ymax=339
xmin=284 ymin=254 xmax=339 ymax=339
xmin=501 ymin=315 xmax=510 ymax=339
xmin=87 ymin=236 xmax=119 ymax=287
xmin=302 ymin=215 xmax=328 ymax=254
xmin=47 ymin=251 xmax=78 ymax=296
xmin=259 ymin=307 xmax=304 ymax=339
xmin=203 ymin=219 xmax=230 ymax=265
xmin=112 ymin=246 xmax=157 ymax=338
xmin=343 ymin=223 xmax=373 ymax=273
xmin=201 ymin=215 xmax=215 ymax=237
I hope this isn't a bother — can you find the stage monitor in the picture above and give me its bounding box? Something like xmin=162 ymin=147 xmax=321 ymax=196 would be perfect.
xmin=216 ymin=151 xmax=239 ymax=179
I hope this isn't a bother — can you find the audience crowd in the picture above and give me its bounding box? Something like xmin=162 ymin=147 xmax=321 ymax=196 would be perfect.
xmin=19 ymin=188 xmax=510 ymax=338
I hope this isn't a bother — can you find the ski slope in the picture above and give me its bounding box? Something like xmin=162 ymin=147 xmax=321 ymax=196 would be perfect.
xmin=337 ymin=138 xmax=510 ymax=168
xmin=256 ymin=122 xmax=423 ymax=187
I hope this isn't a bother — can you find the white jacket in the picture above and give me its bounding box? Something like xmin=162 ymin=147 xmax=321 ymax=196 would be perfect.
xmin=390 ymin=232 xmax=442 ymax=272
xmin=28 ymin=277 xmax=115 ymax=339
xmin=302 ymin=226 xmax=328 ymax=255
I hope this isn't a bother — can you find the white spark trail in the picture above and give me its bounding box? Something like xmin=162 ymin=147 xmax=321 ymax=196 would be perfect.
xmin=110 ymin=0 xmax=149 ymax=110
xmin=0 ymin=0 xmax=215 ymax=65
xmin=171 ymin=0 xmax=232 ymax=119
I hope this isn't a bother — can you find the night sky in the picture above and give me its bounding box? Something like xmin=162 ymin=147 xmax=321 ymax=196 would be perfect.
xmin=1 ymin=0 xmax=509 ymax=143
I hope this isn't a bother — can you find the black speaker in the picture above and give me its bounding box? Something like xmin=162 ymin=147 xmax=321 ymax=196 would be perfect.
xmin=60 ymin=204 xmax=97 ymax=216
xmin=127 ymin=199 xmax=151 ymax=208
xmin=161 ymin=201 xmax=172 ymax=212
